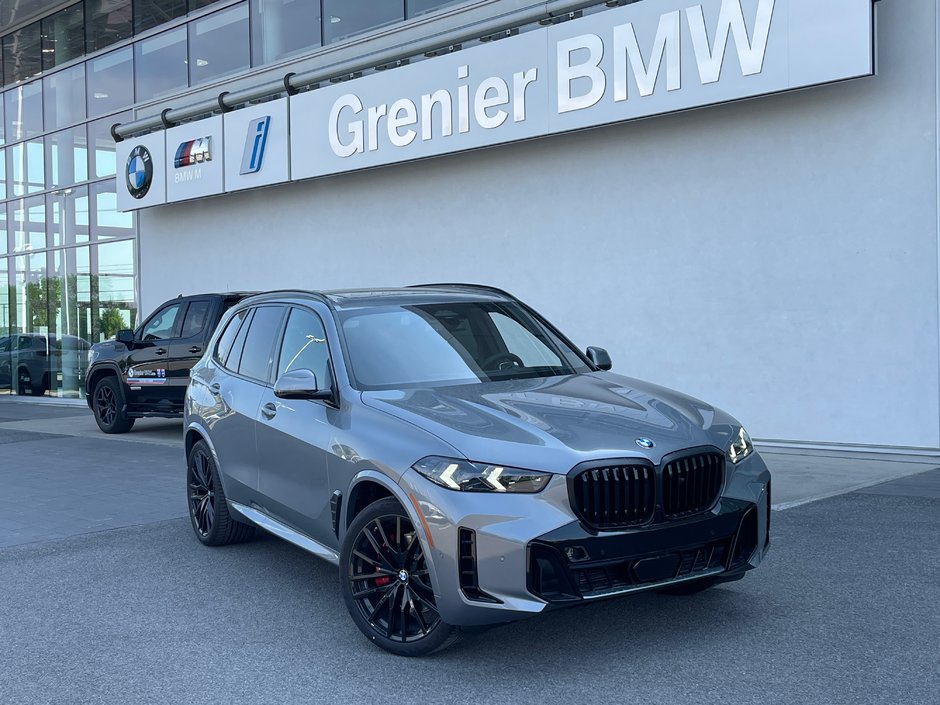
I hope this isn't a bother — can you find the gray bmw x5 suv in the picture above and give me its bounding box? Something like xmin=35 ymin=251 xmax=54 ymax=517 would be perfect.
xmin=185 ymin=285 xmax=771 ymax=656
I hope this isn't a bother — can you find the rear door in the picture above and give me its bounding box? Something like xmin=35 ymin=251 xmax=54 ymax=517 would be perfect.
xmin=209 ymin=305 xmax=287 ymax=501
xmin=168 ymin=298 xmax=216 ymax=395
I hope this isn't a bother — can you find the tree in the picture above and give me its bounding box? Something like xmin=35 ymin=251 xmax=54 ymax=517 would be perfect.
xmin=99 ymin=308 xmax=126 ymax=339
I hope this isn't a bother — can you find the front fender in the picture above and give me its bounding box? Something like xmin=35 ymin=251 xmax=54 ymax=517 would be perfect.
xmin=341 ymin=469 xmax=445 ymax=607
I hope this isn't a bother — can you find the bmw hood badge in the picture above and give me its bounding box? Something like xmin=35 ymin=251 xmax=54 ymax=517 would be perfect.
xmin=635 ymin=438 xmax=655 ymax=449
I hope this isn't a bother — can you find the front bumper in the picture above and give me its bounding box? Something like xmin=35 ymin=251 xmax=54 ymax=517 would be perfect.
xmin=398 ymin=451 xmax=771 ymax=627
xmin=528 ymin=497 xmax=762 ymax=603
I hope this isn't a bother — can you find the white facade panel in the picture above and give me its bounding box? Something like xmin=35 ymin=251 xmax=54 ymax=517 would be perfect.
xmin=115 ymin=131 xmax=167 ymax=211
xmin=223 ymin=99 xmax=290 ymax=192
xmin=138 ymin=1 xmax=939 ymax=450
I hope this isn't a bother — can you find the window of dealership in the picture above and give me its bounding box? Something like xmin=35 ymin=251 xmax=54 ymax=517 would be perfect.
xmin=0 ymin=0 xmax=462 ymax=398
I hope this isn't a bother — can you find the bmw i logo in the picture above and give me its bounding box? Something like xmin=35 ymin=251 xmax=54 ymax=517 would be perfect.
xmin=126 ymin=145 xmax=153 ymax=199
xmin=635 ymin=438 xmax=655 ymax=449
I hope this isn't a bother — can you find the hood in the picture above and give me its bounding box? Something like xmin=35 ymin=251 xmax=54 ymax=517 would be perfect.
xmin=361 ymin=372 xmax=740 ymax=474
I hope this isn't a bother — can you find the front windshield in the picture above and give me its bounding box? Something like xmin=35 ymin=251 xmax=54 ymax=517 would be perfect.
xmin=339 ymin=301 xmax=591 ymax=390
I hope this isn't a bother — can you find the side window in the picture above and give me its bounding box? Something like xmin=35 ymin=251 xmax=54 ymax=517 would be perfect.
xmin=213 ymin=309 xmax=248 ymax=366
xmin=141 ymin=304 xmax=182 ymax=341
xmin=180 ymin=300 xmax=211 ymax=339
xmin=0 ymin=338 xmax=9 ymax=353
xmin=237 ymin=306 xmax=285 ymax=382
xmin=489 ymin=312 xmax=562 ymax=368
xmin=19 ymin=336 xmax=41 ymax=351
xmin=226 ymin=309 xmax=254 ymax=371
xmin=277 ymin=308 xmax=329 ymax=385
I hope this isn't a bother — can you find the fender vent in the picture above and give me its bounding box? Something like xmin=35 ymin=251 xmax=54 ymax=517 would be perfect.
xmin=458 ymin=528 xmax=501 ymax=604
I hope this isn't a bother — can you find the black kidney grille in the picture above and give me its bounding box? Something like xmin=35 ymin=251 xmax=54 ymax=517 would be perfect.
xmin=572 ymin=464 xmax=654 ymax=529
xmin=662 ymin=452 xmax=725 ymax=518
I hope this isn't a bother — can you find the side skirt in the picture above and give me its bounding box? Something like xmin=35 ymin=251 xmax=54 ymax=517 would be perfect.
xmin=228 ymin=500 xmax=340 ymax=566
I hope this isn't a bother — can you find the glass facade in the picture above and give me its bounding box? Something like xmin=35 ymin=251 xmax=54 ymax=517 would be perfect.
xmin=0 ymin=0 xmax=467 ymax=399
xmin=0 ymin=51 xmax=137 ymax=400
xmin=41 ymin=4 xmax=86 ymax=71
xmin=2 ymin=1 xmax=466 ymax=95
xmin=323 ymin=0 xmax=404 ymax=45
xmin=188 ymin=4 xmax=250 ymax=86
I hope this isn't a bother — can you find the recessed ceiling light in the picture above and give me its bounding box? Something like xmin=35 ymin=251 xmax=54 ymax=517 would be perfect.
xmin=93 ymin=92 xmax=109 ymax=99
xmin=330 ymin=15 xmax=341 ymax=23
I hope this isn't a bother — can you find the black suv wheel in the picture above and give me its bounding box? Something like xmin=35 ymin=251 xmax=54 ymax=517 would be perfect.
xmin=341 ymin=498 xmax=458 ymax=656
xmin=92 ymin=376 xmax=135 ymax=434
xmin=187 ymin=440 xmax=255 ymax=546
xmin=17 ymin=367 xmax=44 ymax=396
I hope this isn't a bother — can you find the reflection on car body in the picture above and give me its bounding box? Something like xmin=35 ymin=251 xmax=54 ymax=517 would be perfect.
xmin=0 ymin=333 xmax=90 ymax=397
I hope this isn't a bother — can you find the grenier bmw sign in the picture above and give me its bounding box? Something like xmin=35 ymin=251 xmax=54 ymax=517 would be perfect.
xmin=116 ymin=0 xmax=873 ymax=211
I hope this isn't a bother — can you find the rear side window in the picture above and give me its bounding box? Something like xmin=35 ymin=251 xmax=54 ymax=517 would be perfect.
xmin=181 ymin=301 xmax=211 ymax=339
xmin=238 ymin=306 xmax=285 ymax=382
xmin=214 ymin=309 xmax=249 ymax=367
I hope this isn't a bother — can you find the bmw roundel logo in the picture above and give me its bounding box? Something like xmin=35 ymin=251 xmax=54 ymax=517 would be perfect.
xmin=635 ymin=438 xmax=655 ymax=449
xmin=126 ymin=145 xmax=153 ymax=200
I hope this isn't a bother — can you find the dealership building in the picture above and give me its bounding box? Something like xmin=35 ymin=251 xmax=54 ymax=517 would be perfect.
xmin=1 ymin=0 xmax=937 ymax=456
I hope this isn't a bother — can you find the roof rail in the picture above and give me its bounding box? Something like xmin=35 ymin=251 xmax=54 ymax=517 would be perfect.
xmin=243 ymin=289 xmax=336 ymax=309
xmin=408 ymin=283 xmax=519 ymax=301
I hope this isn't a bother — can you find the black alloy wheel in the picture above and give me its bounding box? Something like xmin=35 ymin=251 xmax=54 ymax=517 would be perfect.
xmin=186 ymin=439 xmax=255 ymax=546
xmin=95 ymin=383 xmax=117 ymax=426
xmin=91 ymin=376 xmax=134 ymax=433
xmin=188 ymin=447 xmax=216 ymax=538
xmin=341 ymin=498 xmax=458 ymax=656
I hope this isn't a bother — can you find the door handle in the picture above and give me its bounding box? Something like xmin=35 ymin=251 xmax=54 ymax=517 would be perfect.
xmin=155 ymin=348 xmax=167 ymax=356
xmin=208 ymin=382 xmax=221 ymax=394
xmin=261 ymin=402 xmax=278 ymax=420
xmin=189 ymin=346 xmax=202 ymax=354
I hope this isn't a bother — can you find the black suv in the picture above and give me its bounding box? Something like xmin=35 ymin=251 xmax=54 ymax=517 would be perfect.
xmin=85 ymin=293 xmax=254 ymax=433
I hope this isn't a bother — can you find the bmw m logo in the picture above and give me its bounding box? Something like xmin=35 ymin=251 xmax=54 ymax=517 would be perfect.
xmin=174 ymin=137 xmax=212 ymax=168
xmin=635 ymin=438 xmax=655 ymax=449
xmin=125 ymin=145 xmax=153 ymax=200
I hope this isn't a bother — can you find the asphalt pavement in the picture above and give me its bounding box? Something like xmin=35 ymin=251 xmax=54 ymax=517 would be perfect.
xmin=0 ymin=400 xmax=938 ymax=704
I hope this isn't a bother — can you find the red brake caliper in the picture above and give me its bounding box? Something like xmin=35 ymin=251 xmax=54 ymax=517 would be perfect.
xmin=373 ymin=531 xmax=396 ymax=586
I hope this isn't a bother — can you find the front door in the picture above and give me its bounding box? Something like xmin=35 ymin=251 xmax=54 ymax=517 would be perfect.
xmin=256 ymin=306 xmax=337 ymax=546
xmin=124 ymin=301 xmax=184 ymax=407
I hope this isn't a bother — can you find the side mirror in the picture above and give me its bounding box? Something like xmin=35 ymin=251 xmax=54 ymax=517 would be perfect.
xmin=274 ymin=368 xmax=333 ymax=401
xmin=116 ymin=329 xmax=135 ymax=345
xmin=586 ymin=346 xmax=612 ymax=371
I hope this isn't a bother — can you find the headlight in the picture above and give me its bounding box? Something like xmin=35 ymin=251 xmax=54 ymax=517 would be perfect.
xmin=412 ymin=456 xmax=551 ymax=493
xmin=728 ymin=427 xmax=754 ymax=464
xmin=87 ymin=348 xmax=99 ymax=365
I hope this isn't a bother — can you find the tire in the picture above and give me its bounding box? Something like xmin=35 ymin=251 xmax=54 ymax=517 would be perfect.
xmin=17 ymin=367 xmax=43 ymax=397
xmin=187 ymin=439 xmax=255 ymax=546
xmin=92 ymin=376 xmax=135 ymax=434
xmin=341 ymin=497 xmax=459 ymax=656
xmin=657 ymin=577 xmax=719 ymax=596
